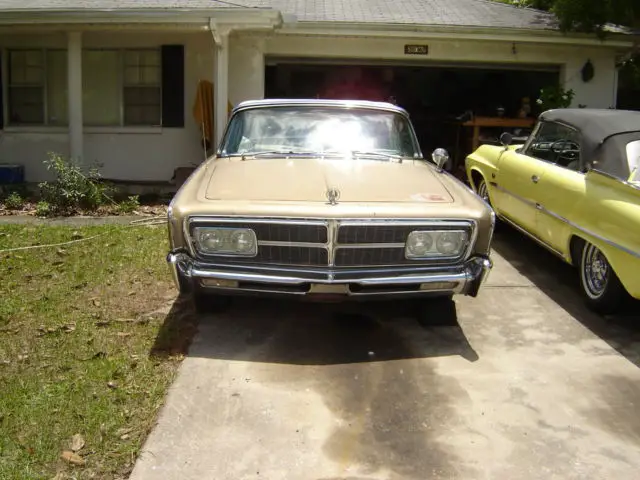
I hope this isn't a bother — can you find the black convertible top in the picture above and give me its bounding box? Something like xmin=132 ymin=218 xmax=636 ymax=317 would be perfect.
xmin=539 ymin=108 xmax=640 ymax=180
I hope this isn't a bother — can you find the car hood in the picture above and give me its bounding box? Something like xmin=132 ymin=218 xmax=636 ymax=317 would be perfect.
xmin=204 ymin=157 xmax=454 ymax=203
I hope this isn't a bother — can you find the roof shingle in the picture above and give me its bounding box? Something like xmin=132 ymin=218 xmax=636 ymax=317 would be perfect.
xmin=0 ymin=0 xmax=559 ymax=30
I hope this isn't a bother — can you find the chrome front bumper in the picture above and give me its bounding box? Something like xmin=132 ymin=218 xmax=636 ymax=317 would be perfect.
xmin=167 ymin=251 xmax=492 ymax=299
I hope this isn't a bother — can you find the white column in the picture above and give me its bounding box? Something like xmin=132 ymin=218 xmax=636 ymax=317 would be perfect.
xmin=67 ymin=31 xmax=83 ymax=161
xmin=214 ymin=32 xmax=230 ymax=149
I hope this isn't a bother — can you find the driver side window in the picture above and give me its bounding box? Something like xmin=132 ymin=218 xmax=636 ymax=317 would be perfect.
xmin=524 ymin=121 xmax=582 ymax=171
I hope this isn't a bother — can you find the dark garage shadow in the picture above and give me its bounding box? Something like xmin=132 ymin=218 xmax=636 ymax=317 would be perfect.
xmin=151 ymin=295 xmax=479 ymax=366
xmin=491 ymin=226 xmax=640 ymax=367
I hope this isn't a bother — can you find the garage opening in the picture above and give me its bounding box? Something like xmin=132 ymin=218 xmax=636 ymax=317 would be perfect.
xmin=265 ymin=58 xmax=560 ymax=177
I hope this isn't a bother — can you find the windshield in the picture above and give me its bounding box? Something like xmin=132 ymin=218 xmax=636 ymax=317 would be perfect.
xmin=219 ymin=106 xmax=421 ymax=158
xmin=627 ymin=139 xmax=640 ymax=184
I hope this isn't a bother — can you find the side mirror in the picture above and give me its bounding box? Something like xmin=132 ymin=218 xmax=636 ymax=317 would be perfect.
xmin=431 ymin=148 xmax=450 ymax=172
xmin=499 ymin=132 xmax=513 ymax=147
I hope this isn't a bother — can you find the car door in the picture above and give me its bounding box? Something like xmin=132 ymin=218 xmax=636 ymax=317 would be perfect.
xmin=531 ymin=123 xmax=585 ymax=256
xmin=493 ymin=123 xmax=549 ymax=233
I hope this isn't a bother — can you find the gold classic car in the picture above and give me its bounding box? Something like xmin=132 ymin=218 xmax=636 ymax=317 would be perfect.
xmin=466 ymin=108 xmax=640 ymax=314
xmin=167 ymin=99 xmax=494 ymax=317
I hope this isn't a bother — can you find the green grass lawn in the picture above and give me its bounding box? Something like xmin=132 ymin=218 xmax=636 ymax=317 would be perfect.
xmin=0 ymin=223 xmax=197 ymax=479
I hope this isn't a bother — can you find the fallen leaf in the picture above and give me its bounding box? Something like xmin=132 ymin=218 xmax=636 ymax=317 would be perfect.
xmin=95 ymin=321 xmax=110 ymax=327
xmin=116 ymin=332 xmax=131 ymax=338
xmin=107 ymin=381 xmax=118 ymax=389
xmin=127 ymin=291 xmax=136 ymax=296
xmin=71 ymin=231 xmax=83 ymax=240
xmin=61 ymin=450 xmax=85 ymax=465
xmin=116 ymin=427 xmax=134 ymax=437
xmin=63 ymin=324 xmax=76 ymax=333
xmin=92 ymin=299 xmax=101 ymax=307
xmin=70 ymin=433 xmax=85 ymax=452
xmin=56 ymin=248 xmax=67 ymax=256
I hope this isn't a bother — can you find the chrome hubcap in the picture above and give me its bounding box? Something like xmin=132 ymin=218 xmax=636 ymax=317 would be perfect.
xmin=478 ymin=181 xmax=489 ymax=203
xmin=583 ymin=244 xmax=609 ymax=298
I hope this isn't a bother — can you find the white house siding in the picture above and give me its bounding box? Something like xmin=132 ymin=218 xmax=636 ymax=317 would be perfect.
xmin=0 ymin=30 xmax=213 ymax=183
xmin=0 ymin=28 xmax=622 ymax=184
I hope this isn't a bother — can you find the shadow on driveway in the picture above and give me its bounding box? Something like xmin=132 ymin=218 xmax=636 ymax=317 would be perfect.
xmin=151 ymin=295 xmax=479 ymax=366
xmin=491 ymin=226 xmax=640 ymax=367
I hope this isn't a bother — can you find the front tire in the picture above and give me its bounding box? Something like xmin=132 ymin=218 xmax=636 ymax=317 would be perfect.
xmin=579 ymin=242 xmax=625 ymax=314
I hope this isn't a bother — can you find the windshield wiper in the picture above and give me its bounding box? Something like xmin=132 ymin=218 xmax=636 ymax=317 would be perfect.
xmin=350 ymin=150 xmax=404 ymax=162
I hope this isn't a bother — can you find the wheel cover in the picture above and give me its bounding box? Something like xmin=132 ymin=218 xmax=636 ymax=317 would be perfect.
xmin=478 ymin=181 xmax=489 ymax=204
xmin=582 ymin=244 xmax=610 ymax=299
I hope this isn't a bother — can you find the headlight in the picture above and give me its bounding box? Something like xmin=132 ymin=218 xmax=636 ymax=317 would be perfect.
xmin=405 ymin=230 xmax=468 ymax=259
xmin=192 ymin=227 xmax=257 ymax=256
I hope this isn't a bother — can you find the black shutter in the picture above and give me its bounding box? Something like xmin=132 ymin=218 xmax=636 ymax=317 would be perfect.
xmin=161 ymin=45 xmax=184 ymax=128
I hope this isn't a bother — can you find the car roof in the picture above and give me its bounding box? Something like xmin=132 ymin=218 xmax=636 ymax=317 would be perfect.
xmin=233 ymin=98 xmax=411 ymax=117
xmin=539 ymin=108 xmax=640 ymax=181
xmin=540 ymin=108 xmax=640 ymax=144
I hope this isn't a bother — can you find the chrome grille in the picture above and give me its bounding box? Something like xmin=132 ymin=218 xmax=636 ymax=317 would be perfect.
xmin=187 ymin=217 xmax=474 ymax=267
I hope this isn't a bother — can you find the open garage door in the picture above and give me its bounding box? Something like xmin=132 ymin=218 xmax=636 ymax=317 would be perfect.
xmin=265 ymin=58 xmax=561 ymax=176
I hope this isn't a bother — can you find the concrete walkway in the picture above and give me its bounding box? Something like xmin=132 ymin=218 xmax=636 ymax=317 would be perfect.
xmin=130 ymin=228 xmax=640 ymax=480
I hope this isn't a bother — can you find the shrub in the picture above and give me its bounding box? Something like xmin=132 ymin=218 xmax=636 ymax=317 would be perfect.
xmin=4 ymin=192 xmax=24 ymax=210
xmin=117 ymin=195 xmax=140 ymax=214
xmin=537 ymin=85 xmax=575 ymax=110
xmin=35 ymin=201 xmax=51 ymax=217
xmin=39 ymin=153 xmax=113 ymax=215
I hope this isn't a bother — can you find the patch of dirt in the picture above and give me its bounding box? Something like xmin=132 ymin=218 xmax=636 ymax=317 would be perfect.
xmin=0 ymin=203 xmax=168 ymax=217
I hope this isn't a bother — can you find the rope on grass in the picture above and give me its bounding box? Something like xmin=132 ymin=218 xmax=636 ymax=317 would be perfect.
xmin=0 ymin=216 xmax=167 ymax=254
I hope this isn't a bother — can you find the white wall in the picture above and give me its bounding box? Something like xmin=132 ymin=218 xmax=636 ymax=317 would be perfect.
xmin=0 ymin=29 xmax=622 ymax=184
xmin=228 ymin=35 xmax=265 ymax=107
xmin=0 ymin=30 xmax=214 ymax=183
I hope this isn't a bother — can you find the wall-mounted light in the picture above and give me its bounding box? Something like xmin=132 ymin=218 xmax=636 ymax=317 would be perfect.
xmin=581 ymin=59 xmax=595 ymax=82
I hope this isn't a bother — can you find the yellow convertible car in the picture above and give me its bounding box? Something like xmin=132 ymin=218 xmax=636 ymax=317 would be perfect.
xmin=466 ymin=108 xmax=640 ymax=314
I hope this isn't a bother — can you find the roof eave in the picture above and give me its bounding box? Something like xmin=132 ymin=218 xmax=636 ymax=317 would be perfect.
xmin=280 ymin=21 xmax=635 ymax=48
xmin=0 ymin=8 xmax=282 ymax=26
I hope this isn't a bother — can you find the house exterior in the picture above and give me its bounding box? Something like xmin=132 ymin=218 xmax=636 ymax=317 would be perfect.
xmin=0 ymin=0 xmax=635 ymax=188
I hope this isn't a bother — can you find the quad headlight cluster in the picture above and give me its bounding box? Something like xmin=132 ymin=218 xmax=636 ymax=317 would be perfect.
xmin=192 ymin=227 xmax=257 ymax=256
xmin=405 ymin=230 xmax=469 ymax=259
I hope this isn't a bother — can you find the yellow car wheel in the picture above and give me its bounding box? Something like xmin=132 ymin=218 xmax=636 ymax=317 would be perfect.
xmin=477 ymin=178 xmax=491 ymax=206
xmin=579 ymin=242 xmax=626 ymax=315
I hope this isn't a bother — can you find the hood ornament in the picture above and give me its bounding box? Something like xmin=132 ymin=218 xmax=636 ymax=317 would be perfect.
xmin=326 ymin=187 xmax=341 ymax=205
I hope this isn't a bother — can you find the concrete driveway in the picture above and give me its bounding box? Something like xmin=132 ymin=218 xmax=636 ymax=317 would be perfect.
xmin=130 ymin=228 xmax=640 ymax=480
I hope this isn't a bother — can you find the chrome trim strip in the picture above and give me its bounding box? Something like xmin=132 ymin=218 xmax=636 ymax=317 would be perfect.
xmin=257 ymin=240 xmax=327 ymax=248
xmin=335 ymin=243 xmax=406 ymax=249
xmin=188 ymin=216 xmax=330 ymax=226
xmin=495 ymin=184 xmax=640 ymax=259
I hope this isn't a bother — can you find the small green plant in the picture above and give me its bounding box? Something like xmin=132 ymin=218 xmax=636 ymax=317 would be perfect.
xmin=35 ymin=200 xmax=51 ymax=217
xmin=117 ymin=195 xmax=140 ymax=214
xmin=537 ymin=85 xmax=575 ymax=110
xmin=38 ymin=153 xmax=113 ymax=215
xmin=4 ymin=191 xmax=24 ymax=210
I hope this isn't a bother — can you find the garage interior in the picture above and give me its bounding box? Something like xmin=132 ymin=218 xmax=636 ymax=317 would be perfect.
xmin=264 ymin=58 xmax=560 ymax=178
